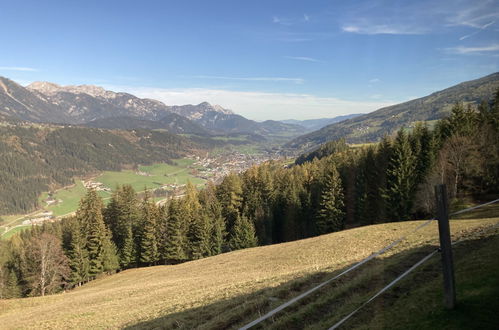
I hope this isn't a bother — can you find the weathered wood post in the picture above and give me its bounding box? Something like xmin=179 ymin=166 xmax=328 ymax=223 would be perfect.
xmin=434 ymin=184 xmax=456 ymax=309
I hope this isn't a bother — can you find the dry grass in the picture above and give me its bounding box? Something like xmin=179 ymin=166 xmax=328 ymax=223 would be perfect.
xmin=0 ymin=218 xmax=498 ymax=329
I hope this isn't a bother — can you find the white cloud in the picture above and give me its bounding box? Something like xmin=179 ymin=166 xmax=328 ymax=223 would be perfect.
xmin=342 ymin=24 xmax=426 ymax=35
xmin=284 ymin=56 xmax=321 ymax=62
xmin=369 ymin=78 xmax=381 ymax=83
xmin=341 ymin=1 xmax=499 ymax=36
xmin=303 ymin=14 xmax=310 ymax=22
xmin=191 ymin=75 xmax=304 ymax=84
xmin=0 ymin=66 xmax=38 ymax=72
xmin=104 ymin=85 xmax=395 ymax=121
xmin=445 ymin=43 xmax=499 ymax=54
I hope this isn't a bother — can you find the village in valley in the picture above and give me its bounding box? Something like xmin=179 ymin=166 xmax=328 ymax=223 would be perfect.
xmin=1 ymin=151 xmax=282 ymax=239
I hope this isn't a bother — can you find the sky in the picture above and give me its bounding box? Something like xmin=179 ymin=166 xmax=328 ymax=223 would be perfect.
xmin=1 ymin=0 xmax=498 ymax=120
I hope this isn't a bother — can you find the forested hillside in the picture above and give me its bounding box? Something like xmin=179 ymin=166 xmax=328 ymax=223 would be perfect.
xmin=288 ymin=72 xmax=499 ymax=148
xmin=1 ymin=89 xmax=498 ymax=300
xmin=0 ymin=124 xmax=194 ymax=214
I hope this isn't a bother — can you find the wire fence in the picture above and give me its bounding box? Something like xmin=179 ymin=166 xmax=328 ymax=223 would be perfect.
xmin=240 ymin=198 xmax=499 ymax=330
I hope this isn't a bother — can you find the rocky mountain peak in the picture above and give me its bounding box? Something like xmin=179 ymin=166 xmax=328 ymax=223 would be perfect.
xmin=28 ymin=82 xmax=116 ymax=98
xmin=27 ymin=81 xmax=62 ymax=95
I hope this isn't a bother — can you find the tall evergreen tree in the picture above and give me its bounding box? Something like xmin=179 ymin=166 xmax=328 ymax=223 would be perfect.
xmin=138 ymin=191 xmax=159 ymax=266
xmin=228 ymin=214 xmax=257 ymax=251
xmin=383 ymin=129 xmax=417 ymax=221
xmin=316 ymin=163 xmax=345 ymax=234
xmin=162 ymin=199 xmax=188 ymax=262
xmin=76 ymin=189 xmax=117 ymax=278
xmin=104 ymin=185 xmax=139 ymax=268
xmin=67 ymin=218 xmax=89 ymax=287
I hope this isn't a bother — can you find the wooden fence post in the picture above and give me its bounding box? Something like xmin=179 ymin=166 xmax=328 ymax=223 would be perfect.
xmin=434 ymin=184 xmax=456 ymax=309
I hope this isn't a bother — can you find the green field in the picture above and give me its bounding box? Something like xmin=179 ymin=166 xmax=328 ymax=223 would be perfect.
xmin=42 ymin=181 xmax=87 ymax=217
xmin=35 ymin=159 xmax=205 ymax=219
xmin=1 ymin=225 xmax=31 ymax=240
xmin=96 ymin=161 xmax=205 ymax=193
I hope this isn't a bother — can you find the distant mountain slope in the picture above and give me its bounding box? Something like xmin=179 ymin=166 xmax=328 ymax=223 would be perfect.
xmin=0 ymin=77 xmax=72 ymax=123
xmin=27 ymin=81 xmax=173 ymax=123
xmin=288 ymin=72 xmax=499 ymax=149
xmin=281 ymin=114 xmax=362 ymax=131
xmin=0 ymin=78 xmax=303 ymax=140
xmin=0 ymin=123 xmax=195 ymax=214
xmin=84 ymin=113 xmax=209 ymax=135
xmin=170 ymin=102 xmax=304 ymax=137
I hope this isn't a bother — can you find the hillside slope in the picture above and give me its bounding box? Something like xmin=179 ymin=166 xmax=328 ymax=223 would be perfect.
xmin=287 ymin=72 xmax=499 ymax=149
xmin=0 ymin=124 xmax=193 ymax=214
xmin=0 ymin=218 xmax=497 ymax=329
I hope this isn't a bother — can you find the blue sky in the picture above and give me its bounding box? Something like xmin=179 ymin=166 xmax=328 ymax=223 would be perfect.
xmin=1 ymin=0 xmax=498 ymax=120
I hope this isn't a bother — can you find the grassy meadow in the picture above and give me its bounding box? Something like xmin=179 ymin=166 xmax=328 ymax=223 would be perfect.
xmin=0 ymin=216 xmax=498 ymax=329
xmin=38 ymin=159 xmax=204 ymax=217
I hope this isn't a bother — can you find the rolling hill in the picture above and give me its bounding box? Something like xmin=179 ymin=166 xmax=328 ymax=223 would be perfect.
xmin=0 ymin=217 xmax=497 ymax=329
xmin=287 ymin=72 xmax=499 ymax=149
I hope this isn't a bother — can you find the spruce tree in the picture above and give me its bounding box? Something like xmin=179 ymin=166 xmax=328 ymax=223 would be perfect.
xmin=76 ymin=189 xmax=117 ymax=278
xmin=104 ymin=185 xmax=139 ymax=268
xmin=383 ymin=129 xmax=417 ymax=221
xmin=163 ymin=199 xmax=188 ymax=262
xmin=316 ymin=163 xmax=345 ymax=234
xmin=4 ymin=269 xmax=21 ymax=298
xmin=228 ymin=214 xmax=257 ymax=251
xmin=67 ymin=218 xmax=89 ymax=287
xmin=199 ymin=182 xmax=226 ymax=255
xmin=138 ymin=191 xmax=159 ymax=266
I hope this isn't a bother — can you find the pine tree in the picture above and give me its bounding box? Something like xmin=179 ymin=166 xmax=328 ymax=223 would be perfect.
xmin=77 ymin=189 xmax=116 ymax=278
xmin=199 ymin=182 xmax=226 ymax=255
xmin=4 ymin=269 xmax=21 ymax=298
xmin=228 ymin=214 xmax=257 ymax=250
xmin=67 ymin=218 xmax=89 ymax=287
xmin=104 ymin=185 xmax=139 ymax=268
xmin=316 ymin=163 xmax=345 ymax=234
xmin=138 ymin=191 xmax=159 ymax=266
xmin=383 ymin=129 xmax=417 ymax=221
xmin=163 ymin=199 xmax=188 ymax=262
xmin=102 ymin=230 xmax=119 ymax=273
xmin=217 ymin=173 xmax=243 ymax=233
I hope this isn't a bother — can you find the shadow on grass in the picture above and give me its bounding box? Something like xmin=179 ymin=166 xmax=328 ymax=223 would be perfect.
xmin=125 ymin=232 xmax=499 ymax=330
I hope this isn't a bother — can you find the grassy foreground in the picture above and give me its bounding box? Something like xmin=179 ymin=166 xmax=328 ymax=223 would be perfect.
xmin=0 ymin=218 xmax=498 ymax=329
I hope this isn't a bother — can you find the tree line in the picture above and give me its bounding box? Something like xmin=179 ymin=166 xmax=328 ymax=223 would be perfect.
xmin=1 ymin=90 xmax=498 ymax=298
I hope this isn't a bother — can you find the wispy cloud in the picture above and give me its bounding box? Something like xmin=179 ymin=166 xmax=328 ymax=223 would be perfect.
xmin=445 ymin=43 xmax=499 ymax=55
xmin=0 ymin=66 xmax=38 ymax=72
xmin=459 ymin=20 xmax=495 ymax=40
xmin=340 ymin=1 xmax=499 ymax=36
xmin=107 ymin=86 xmax=394 ymax=121
xmin=191 ymin=75 xmax=304 ymax=84
xmin=369 ymin=78 xmax=381 ymax=83
xmin=284 ymin=56 xmax=321 ymax=63
xmin=342 ymin=23 xmax=427 ymax=35
xmin=272 ymin=14 xmax=311 ymax=26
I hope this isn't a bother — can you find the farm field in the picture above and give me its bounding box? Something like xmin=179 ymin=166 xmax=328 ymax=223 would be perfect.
xmin=96 ymin=160 xmax=205 ymax=193
xmin=0 ymin=216 xmax=497 ymax=329
xmin=37 ymin=159 xmax=204 ymax=217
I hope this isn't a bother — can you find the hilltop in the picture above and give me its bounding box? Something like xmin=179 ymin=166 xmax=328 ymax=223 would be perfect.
xmin=0 ymin=217 xmax=497 ymax=329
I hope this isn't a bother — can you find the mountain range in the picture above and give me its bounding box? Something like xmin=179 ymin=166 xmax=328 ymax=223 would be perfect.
xmin=0 ymin=78 xmax=306 ymax=139
xmin=2 ymin=72 xmax=499 ymax=150
xmin=287 ymin=72 xmax=499 ymax=149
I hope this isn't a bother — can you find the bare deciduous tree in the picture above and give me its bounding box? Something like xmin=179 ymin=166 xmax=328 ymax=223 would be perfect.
xmin=25 ymin=233 xmax=70 ymax=296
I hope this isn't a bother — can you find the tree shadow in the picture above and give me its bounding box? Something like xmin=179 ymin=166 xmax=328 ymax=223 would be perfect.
xmin=124 ymin=234 xmax=498 ymax=330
